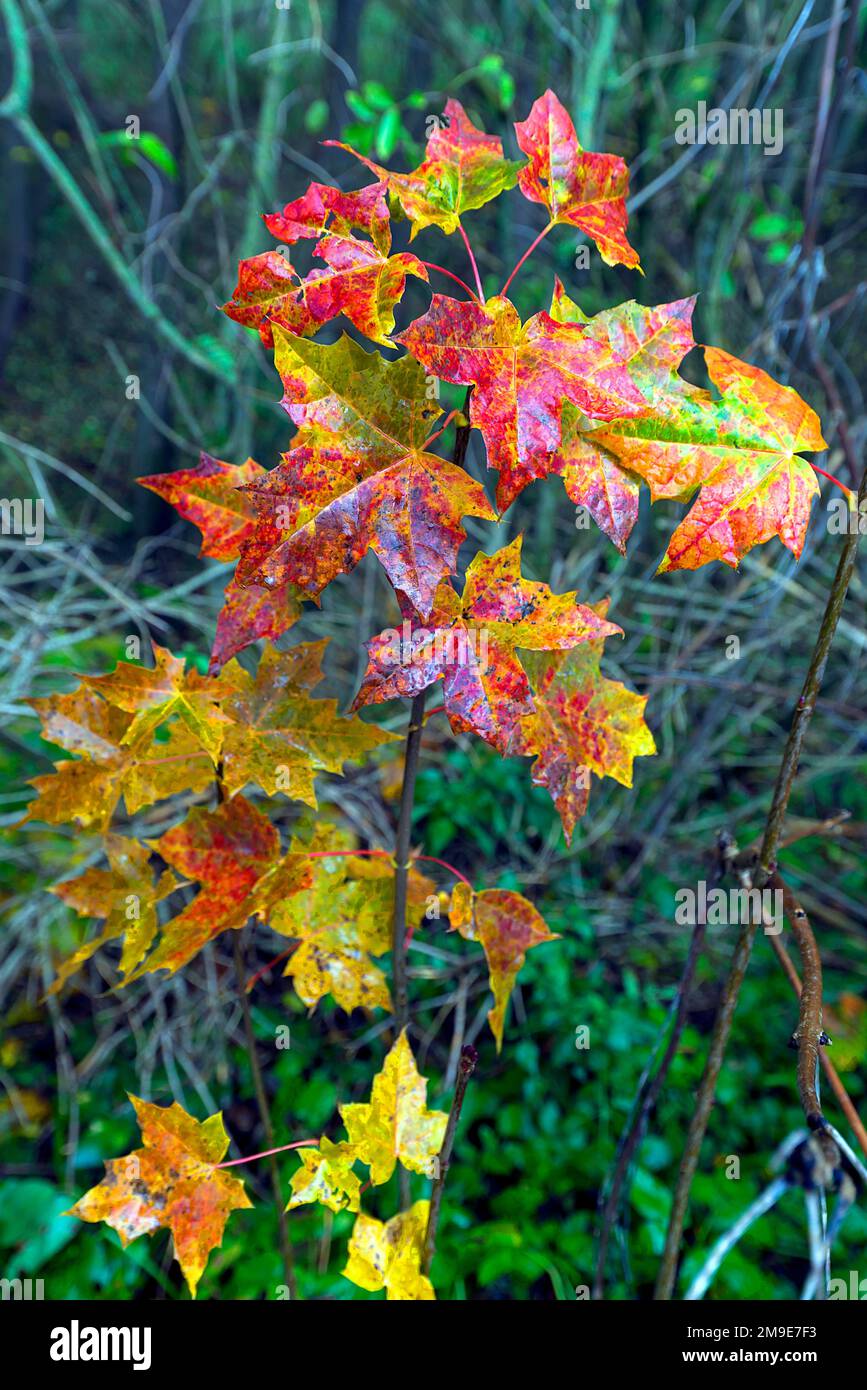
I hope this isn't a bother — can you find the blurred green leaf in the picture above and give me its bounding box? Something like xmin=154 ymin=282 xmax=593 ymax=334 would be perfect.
xmin=375 ymin=107 xmax=402 ymax=161
xmin=363 ymin=81 xmax=395 ymax=112
xmin=304 ymin=99 xmax=330 ymax=135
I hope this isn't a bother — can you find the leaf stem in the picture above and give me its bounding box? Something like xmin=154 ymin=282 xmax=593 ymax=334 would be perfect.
xmin=774 ymin=874 xmax=826 ymax=1130
xmin=413 ymin=854 xmax=473 ymax=889
xmin=501 ymin=222 xmax=554 ymax=297
xmin=421 ymin=409 xmax=460 ymax=452
xmin=458 ymin=221 xmax=484 ymax=300
xmin=423 ymin=1044 xmax=477 ymax=1273
xmin=812 ymin=463 xmax=854 ymax=496
xmin=768 ymin=928 xmax=867 ymax=1161
xmin=214 ymin=1139 xmax=318 ymax=1170
xmin=420 ymin=260 xmax=481 ymax=303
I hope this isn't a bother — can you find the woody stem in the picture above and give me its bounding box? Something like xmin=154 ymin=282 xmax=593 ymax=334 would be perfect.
xmin=654 ymin=464 xmax=867 ymax=1300
xmin=233 ymin=933 xmax=298 ymax=1299
xmin=392 ymin=688 xmax=427 ymax=1037
xmin=423 ymin=1044 xmax=477 ymax=1274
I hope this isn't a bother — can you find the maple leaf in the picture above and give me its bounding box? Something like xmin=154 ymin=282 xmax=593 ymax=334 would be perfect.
xmin=218 ymin=639 xmax=398 ymax=805
xmin=353 ymin=537 xmax=621 ymax=755
xmin=221 ymin=237 xmax=428 ymax=349
xmin=125 ymin=794 xmax=312 ymax=980
xmin=22 ymin=684 xmax=214 ymax=830
xmin=343 ymin=1200 xmax=434 ymax=1301
xmin=449 ymin=884 xmax=558 ymax=1050
xmin=137 ymin=453 xmax=267 ymax=561
xmin=581 ymin=346 xmax=825 ymax=571
xmin=513 ymin=601 xmax=657 ymax=843
xmin=48 ymin=835 xmax=176 ymax=993
xmin=271 ymin=851 xmax=394 ymax=1012
xmin=67 ymin=1095 xmax=251 ymax=1298
xmin=552 ymin=285 xmax=698 ymax=550
xmin=235 ymin=329 xmax=495 ymax=617
xmin=397 ymin=292 xmax=650 ymax=510
xmin=135 ymin=455 xmax=305 ymax=671
xmin=210 ymin=573 xmax=303 ymax=673
xmin=328 ymin=97 xmax=523 ymax=239
xmin=82 ymin=644 xmax=238 ymax=763
xmin=514 ymin=89 xmax=640 ymax=270
xmin=270 ymin=834 xmax=433 ymax=1013
xmin=340 ymin=1029 xmax=448 ymax=1185
xmin=264 ymin=179 xmax=391 ymax=253
xmin=286 ymin=1136 xmax=361 ymax=1215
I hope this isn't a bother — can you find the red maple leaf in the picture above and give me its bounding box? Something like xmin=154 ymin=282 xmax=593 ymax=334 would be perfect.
xmin=398 ymin=292 xmax=650 ymax=510
xmin=352 ymin=537 xmax=620 ymax=754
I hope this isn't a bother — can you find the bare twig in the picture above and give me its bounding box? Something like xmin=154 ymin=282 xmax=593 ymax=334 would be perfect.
xmin=423 ymin=1044 xmax=477 ymax=1274
xmin=767 ymin=931 xmax=867 ymax=1160
xmin=593 ymin=835 xmax=734 ymax=1299
xmin=655 ymin=467 xmax=867 ymax=1300
xmin=392 ymin=689 xmax=427 ymax=1036
xmin=233 ymin=933 xmax=297 ymax=1300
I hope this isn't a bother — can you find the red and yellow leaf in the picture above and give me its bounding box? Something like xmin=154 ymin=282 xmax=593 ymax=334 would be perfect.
xmin=329 ymin=97 xmax=523 ymax=239
xmin=124 ymin=794 xmax=312 ymax=980
xmin=583 ymin=346 xmax=825 ymax=571
xmin=514 ymin=602 xmax=656 ymax=842
xmin=137 ymin=453 xmax=266 ymax=561
xmin=48 ymin=836 xmax=176 ymax=992
xmin=235 ymin=329 xmax=495 ymax=617
xmin=353 ymin=537 xmax=620 ymax=755
xmin=397 ymin=293 xmax=649 ymax=510
xmin=135 ymin=455 xmax=305 ymax=670
xmin=209 ymin=573 xmax=303 ymax=673
xmin=222 ymin=237 xmax=428 ymax=349
xmin=552 ymin=286 xmax=698 ymax=550
xmin=449 ymin=885 xmax=558 ymax=1050
xmin=264 ymin=179 xmax=391 ymax=253
xmin=67 ymin=1096 xmax=252 ymax=1298
xmin=514 ymin=89 xmax=640 ymax=270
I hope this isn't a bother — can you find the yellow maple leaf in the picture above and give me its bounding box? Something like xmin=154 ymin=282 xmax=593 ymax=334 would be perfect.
xmin=340 ymin=1030 xmax=447 ymax=1185
xmin=82 ymin=644 xmax=238 ymax=763
xmin=22 ymin=686 xmax=213 ymax=829
xmin=48 ymin=835 xmax=177 ymax=993
xmin=219 ymin=640 xmax=399 ymax=803
xmin=286 ymin=1137 xmax=361 ymax=1215
xmin=343 ymin=1200 xmax=434 ymax=1301
xmin=271 ymin=827 xmax=434 ymax=1013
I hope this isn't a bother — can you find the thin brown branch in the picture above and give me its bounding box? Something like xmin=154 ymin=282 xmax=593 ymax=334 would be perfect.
xmin=654 ymin=466 xmax=867 ymax=1300
xmin=233 ymin=933 xmax=298 ymax=1300
xmin=423 ymin=1044 xmax=477 ymax=1275
xmin=768 ymin=929 xmax=867 ymax=1161
xmin=774 ymin=875 xmax=825 ymax=1130
xmin=593 ymin=836 xmax=734 ymax=1300
xmin=392 ymin=688 xmax=427 ymax=1036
